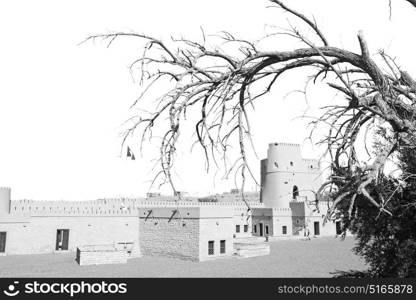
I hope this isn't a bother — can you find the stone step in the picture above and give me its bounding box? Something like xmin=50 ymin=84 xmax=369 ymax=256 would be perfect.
xmin=233 ymin=236 xmax=270 ymax=258
xmin=234 ymin=245 xmax=270 ymax=258
xmin=233 ymin=242 xmax=269 ymax=250
xmin=233 ymin=236 xmax=266 ymax=244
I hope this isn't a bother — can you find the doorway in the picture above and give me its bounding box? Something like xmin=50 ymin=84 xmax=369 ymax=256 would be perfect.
xmin=259 ymin=223 xmax=264 ymax=236
xmin=56 ymin=229 xmax=69 ymax=251
xmin=336 ymin=221 xmax=342 ymax=235
xmin=313 ymin=222 xmax=320 ymax=236
xmin=0 ymin=232 xmax=6 ymax=253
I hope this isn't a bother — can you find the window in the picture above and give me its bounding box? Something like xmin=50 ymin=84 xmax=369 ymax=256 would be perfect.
xmin=208 ymin=241 xmax=214 ymax=255
xmin=236 ymin=225 xmax=240 ymax=233
xmin=0 ymin=232 xmax=6 ymax=253
xmin=265 ymin=226 xmax=269 ymax=235
xmin=56 ymin=229 xmax=70 ymax=251
xmin=292 ymin=185 xmax=299 ymax=199
xmin=254 ymin=225 xmax=257 ymax=233
xmin=290 ymin=161 xmax=294 ymax=166
xmin=244 ymin=225 xmax=248 ymax=233
xmin=282 ymin=226 xmax=287 ymax=235
xmin=220 ymin=240 xmax=226 ymax=254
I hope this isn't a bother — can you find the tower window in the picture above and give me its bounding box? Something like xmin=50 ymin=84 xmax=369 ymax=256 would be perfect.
xmin=293 ymin=185 xmax=299 ymax=199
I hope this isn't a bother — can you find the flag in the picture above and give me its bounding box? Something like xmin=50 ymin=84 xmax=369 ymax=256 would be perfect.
xmin=127 ymin=147 xmax=135 ymax=160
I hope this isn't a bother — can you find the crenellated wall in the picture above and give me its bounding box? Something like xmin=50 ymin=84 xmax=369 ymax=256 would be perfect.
xmin=9 ymin=198 xmax=264 ymax=217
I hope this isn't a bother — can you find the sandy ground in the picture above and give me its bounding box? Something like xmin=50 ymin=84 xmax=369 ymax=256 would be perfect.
xmin=0 ymin=237 xmax=366 ymax=277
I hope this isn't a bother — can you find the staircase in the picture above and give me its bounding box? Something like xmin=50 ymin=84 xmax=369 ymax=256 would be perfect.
xmin=233 ymin=236 xmax=270 ymax=258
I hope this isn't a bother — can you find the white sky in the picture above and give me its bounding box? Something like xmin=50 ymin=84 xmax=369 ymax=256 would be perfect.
xmin=0 ymin=0 xmax=415 ymax=200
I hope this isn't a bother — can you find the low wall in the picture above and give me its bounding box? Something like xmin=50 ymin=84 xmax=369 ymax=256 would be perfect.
xmin=76 ymin=245 xmax=128 ymax=266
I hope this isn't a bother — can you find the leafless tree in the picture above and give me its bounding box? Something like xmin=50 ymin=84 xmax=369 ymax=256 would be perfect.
xmin=83 ymin=0 xmax=416 ymax=216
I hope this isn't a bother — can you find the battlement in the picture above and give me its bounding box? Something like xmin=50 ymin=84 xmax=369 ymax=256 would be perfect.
xmin=9 ymin=197 xmax=264 ymax=217
xmin=268 ymin=142 xmax=300 ymax=148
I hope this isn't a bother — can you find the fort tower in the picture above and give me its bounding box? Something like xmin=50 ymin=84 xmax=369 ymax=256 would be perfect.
xmin=0 ymin=187 xmax=11 ymax=215
xmin=260 ymin=143 xmax=321 ymax=208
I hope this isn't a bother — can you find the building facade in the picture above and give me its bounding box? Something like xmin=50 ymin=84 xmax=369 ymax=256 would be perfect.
xmin=254 ymin=142 xmax=338 ymax=239
xmin=0 ymin=142 xmax=340 ymax=262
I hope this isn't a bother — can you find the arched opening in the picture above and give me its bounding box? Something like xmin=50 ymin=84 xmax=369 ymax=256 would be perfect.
xmin=292 ymin=185 xmax=299 ymax=199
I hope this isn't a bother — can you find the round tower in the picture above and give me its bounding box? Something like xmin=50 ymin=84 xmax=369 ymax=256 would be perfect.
xmin=261 ymin=143 xmax=302 ymax=208
xmin=0 ymin=187 xmax=11 ymax=214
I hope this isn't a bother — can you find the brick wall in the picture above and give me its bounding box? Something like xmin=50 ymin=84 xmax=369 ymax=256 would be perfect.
xmin=139 ymin=207 xmax=234 ymax=261
xmin=139 ymin=209 xmax=200 ymax=261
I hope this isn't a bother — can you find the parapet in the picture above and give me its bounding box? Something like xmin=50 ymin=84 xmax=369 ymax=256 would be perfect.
xmin=9 ymin=196 xmax=263 ymax=217
xmin=268 ymin=142 xmax=301 ymax=148
xmin=139 ymin=206 xmax=234 ymax=220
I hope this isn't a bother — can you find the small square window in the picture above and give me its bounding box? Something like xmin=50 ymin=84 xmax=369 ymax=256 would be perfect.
xmin=244 ymin=225 xmax=248 ymax=232
xmin=208 ymin=241 xmax=214 ymax=255
xmin=236 ymin=225 xmax=240 ymax=233
xmin=220 ymin=240 xmax=226 ymax=254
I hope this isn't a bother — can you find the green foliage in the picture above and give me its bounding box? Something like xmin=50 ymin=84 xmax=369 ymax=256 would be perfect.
xmin=335 ymin=146 xmax=416 ymax=277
